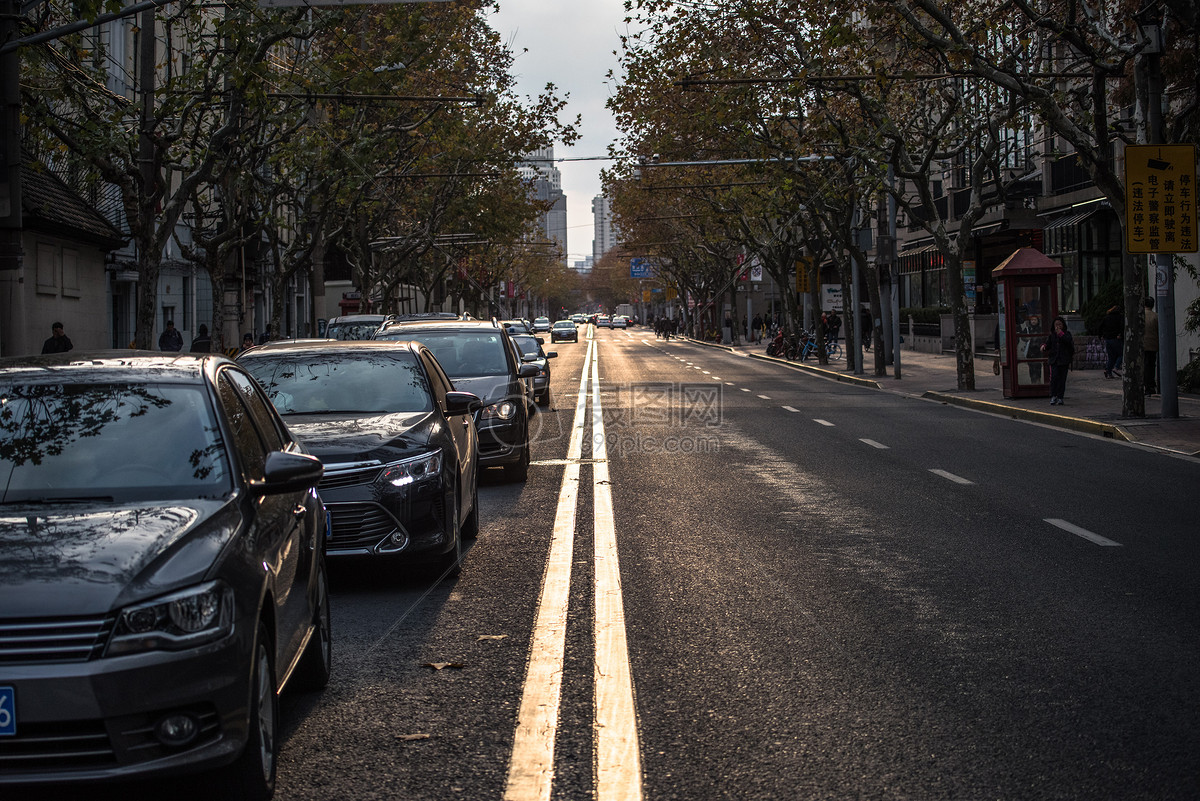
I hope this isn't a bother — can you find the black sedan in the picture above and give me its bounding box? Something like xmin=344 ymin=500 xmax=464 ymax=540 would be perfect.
xmin=550 ymin=320 xmax=578 ymax=343
xmin=239 ymin=341 xmax=481 ymax=574
xmin=511 ymin=334 xmax=557 ymax=407
xmin=0 ymin=352 xmax=329 ymax=800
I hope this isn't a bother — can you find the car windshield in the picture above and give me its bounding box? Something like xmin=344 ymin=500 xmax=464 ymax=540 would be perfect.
xmin=0 ymin=382 xmax=232 ymax=503
xmin=326 ymin=320 xmax=383 ymax=340
xmin=553 ymin=322 xmax=573 ymax=329
xmin=240 ymin=351 xmax=432 ymax=414
xmin=373 ymin=330 xmax=509 ymax=378
xmin=511 ymin=336 xmax=541 ymax=358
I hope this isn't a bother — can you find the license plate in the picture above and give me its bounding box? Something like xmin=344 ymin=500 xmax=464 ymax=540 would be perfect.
xmin=0 ymin=686 xmax=14 ymax=736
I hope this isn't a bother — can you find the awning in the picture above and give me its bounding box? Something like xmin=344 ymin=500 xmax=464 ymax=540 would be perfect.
xmin=1041 ymin=209 xmax=1097 ymax=230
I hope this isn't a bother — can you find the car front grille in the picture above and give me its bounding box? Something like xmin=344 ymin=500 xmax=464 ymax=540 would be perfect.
xmin=0 ymin=615 xmax=115 ymax=665
xmin=327 ymin=503 xmax=399 ymax=550
xmin=320 ymin=463 xmax=384 ymax=491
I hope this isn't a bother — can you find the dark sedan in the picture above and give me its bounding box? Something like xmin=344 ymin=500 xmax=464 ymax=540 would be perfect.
xmin=550 ymin=320 xmax=578 ymax=343
xmin=239 ymin=341 xmax=481 ymax=573
xmin=511 ymin=334 xmax=557 ymax=407
xmin=374 ymin=320 xmax=537 ymax=481
xmin=0 ymin=352 xmax=329 ymax=800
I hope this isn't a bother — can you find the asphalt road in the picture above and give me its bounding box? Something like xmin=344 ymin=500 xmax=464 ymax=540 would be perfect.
xmin=53 ymin=326 xmax=1200 ymax=800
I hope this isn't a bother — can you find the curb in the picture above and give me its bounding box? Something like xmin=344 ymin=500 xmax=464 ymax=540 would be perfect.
xmin=921 ymin=391 xmax=1132 ymax=442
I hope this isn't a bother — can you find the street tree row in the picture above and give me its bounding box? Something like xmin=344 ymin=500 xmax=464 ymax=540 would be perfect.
xmin=18 ymin=0 xmax=578 ymax=349
xmin=605 ymin=0 xmax=1197 ymax=413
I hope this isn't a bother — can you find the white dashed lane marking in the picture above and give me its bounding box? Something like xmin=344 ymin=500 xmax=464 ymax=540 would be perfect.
xmin=1045 ymin=518 xmax=1123 ymax=547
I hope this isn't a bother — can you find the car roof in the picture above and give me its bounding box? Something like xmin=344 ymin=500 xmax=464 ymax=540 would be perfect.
xmin=377 ymin=319 xmax=507 ymax=335
xmin=0 ymin=350 xmax=223 ymax=384
xmin=238 ymin=339 xmax=421 ymax=358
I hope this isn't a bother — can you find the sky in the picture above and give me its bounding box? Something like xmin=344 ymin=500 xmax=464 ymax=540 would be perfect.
xmin=488 ymin=1 xmax=630 ymax=265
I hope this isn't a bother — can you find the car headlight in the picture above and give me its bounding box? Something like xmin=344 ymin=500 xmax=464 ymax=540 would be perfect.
xmin=108 ymin=580 xmax=235 ymax=656
xmin=378 ymin=451 xmax=443 ymax=487
xmin=480 ymin=400 xmax=518 ymax=420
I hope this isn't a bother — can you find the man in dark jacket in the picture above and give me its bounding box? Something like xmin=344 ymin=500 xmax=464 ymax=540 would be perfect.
xmin=1098 ymin=305 xmax=1122 ymax=378
xmin=41 ymin=322 xmax=73 ymax=354
xmin=158 ymin=320 xmax=183 ymax=352
xmin=190 ymin=324 xmax=212 ymax=353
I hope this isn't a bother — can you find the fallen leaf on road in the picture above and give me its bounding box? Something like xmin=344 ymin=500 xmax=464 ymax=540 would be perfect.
xmin=477 ymin=634 xmax=508 ymax=641
xmin=396 ymin=733 xmax=431 ymax=741
xmin=424 ymin=662 xmax=464 ymax=670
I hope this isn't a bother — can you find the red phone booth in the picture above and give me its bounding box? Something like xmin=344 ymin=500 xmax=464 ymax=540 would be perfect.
xmin=993 ymin=248 xmax=1062 ymax=399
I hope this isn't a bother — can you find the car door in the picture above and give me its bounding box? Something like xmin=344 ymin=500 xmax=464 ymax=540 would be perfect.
xmin=419 ymin=349 xmax=477 ymax=505
xmin=216 ymin=368 xmax=313 ymax=672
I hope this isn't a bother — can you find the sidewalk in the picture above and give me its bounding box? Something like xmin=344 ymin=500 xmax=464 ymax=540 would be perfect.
xmin=687 ymin=336 xmax=1200 ymax=458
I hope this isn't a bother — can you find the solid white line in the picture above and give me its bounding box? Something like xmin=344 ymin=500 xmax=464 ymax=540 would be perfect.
xmin=929 ymin=469 xmax=974 ymax=485
xmin=503 ymin=339 xmax=593 ymax=801
xmin=814 ymin=419 xmax=835 ymax=427
xmin=782 ymin=406 xmax=800 ymax=413
xmin=1045 ymin=518 xmax=1123 ymax=547
xmin=860 ymin=438 xmax=889 ymax=449
xmin=591 ymin=343 xmax=644 ymax=801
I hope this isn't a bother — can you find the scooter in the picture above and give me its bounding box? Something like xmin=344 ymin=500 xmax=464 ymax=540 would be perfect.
xmin=765 ymin=330 xmax=785 ymax=357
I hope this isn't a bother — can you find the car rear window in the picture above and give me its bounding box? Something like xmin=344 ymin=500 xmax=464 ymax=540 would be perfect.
xmin=373 ymin=331 xmax=509 ymax=378
xmin=240 ymin=351 xmax=433 ymax=414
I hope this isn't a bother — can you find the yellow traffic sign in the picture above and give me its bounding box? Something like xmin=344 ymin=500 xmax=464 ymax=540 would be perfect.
xmin=1124 ymin=144 xmax=1198 ymax=254
xmin=794 ymin=259 xmax=811 ymax=293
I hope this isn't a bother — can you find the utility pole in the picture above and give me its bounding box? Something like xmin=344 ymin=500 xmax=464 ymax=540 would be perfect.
xmin=1 ymin=0 xmax=21 ymax=273
xmin=1140 ymin=19 xmax=1178 ymax=418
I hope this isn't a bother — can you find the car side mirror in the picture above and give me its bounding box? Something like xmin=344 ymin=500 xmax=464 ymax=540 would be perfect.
xmin=518 ymin=363 xmax=540 ymax=378
xmin=444 ymin=391 xmax=482 ymax=416
xmin=255 ymin=451 xmax=324 ymax=495
xmin=544 ymin=351 xmax=557 ymax=359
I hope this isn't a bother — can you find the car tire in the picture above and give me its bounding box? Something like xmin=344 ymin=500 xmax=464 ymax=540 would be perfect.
xmin=433 ymin=493 xmax=462 ymax=577
xmin=503 ymin=439 xmax=530 ymax=483
xmin=216 ymin=621 xmax=277 ymax=801
xmin=292 ymin=559 xmax=332 ymax=691
xmin=461 ymin=474 xmax=480 ymax=540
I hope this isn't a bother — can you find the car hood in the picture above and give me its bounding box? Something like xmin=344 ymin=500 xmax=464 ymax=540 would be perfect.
xmin=0 ymin=499 xmax=237 ymax=617
xmin=282 ymin=411 xmax=437 ymax=463
xmin=450 ymin=375 xmax=517 ymax=404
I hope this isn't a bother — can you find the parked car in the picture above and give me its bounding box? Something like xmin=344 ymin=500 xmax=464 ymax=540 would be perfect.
xmin=324 ymin=314 xmax=392 ymax=340
xmin=500 ymin=319 xmax=532 ymax=336
xmin=511 ymin=334 xmax=557 ymax=407
xmin=0 ymin=352 xmax=329 ymax=800
xmin=239 ymin=341 xmax=481 ymax=573
xmin=532 ymin=316 xmax=552 ymax=333
xmin=374 ymin=320 xmax=538 ymax=481
xmin=550 ymin=320 xmax=578 ymax=343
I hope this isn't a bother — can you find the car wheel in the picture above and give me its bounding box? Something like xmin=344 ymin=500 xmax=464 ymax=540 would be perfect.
xmin=461 ymin=473 xmax=480 ymax=540
xmin=292 ymin=558 xmax=332 ymax=691
xmin=216 ymin=622 xmax=277 ymax=801
xmin=433 ymin=492 xmax=462 ymax=577
xmin=503 ymin=439 xmax=530 ymax=483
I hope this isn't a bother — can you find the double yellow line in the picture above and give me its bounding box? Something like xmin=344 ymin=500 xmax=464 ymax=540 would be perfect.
xmin=504 ymin=338 xmax=643 ymax=801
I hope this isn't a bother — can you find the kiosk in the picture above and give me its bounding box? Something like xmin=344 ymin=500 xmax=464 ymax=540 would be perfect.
xmin=993 ymin=248 xmax=1062 ymax=399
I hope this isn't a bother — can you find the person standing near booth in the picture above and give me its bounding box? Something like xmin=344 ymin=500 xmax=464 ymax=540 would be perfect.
xmin=1041 ymin=316 xmax=1075 ymax=406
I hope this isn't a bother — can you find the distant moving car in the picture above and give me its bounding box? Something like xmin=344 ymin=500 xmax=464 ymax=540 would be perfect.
xmin=550 ymin=320 xmax=578 ymax=343
xmin=611 ymin=315 xmax=628 ymax=329
xmin=596 ymin=315 xmax=612 ymax=328
xmin=511 ymin=334 xmax=557 ymax=407
xmin=571 ymin=314 xmax=586 ymax=325
xmin=0 ymin=352 xmax=329 ymax=800
xmin=374 ymin=320 xmax=538 ymax=481
xmin=532 ymin=317 xmax=552 ymax=333
xmin=325 ymin=314 xmax=392 ymax=340
xmin=239 ymin=341 xmax=481 ymax=573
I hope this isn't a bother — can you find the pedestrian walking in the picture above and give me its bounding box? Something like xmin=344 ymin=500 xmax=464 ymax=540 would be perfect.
xmin=41 ymin=321 xmax=73 ymax=354
xmin=1143 ymin=298 xmax=1159 ymax=395
xmin=1098 ymin=304 xmax=1122 ymax=378
xmin=1041 ymin=316 xmax=1075 ymax=406
xmin=190 ymin=324 xmax=212 ymax=353
xmin=827 ymin=310 xmax=841 ymax=345
xmin=158 ymin=320 xmax=183 ymax=352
